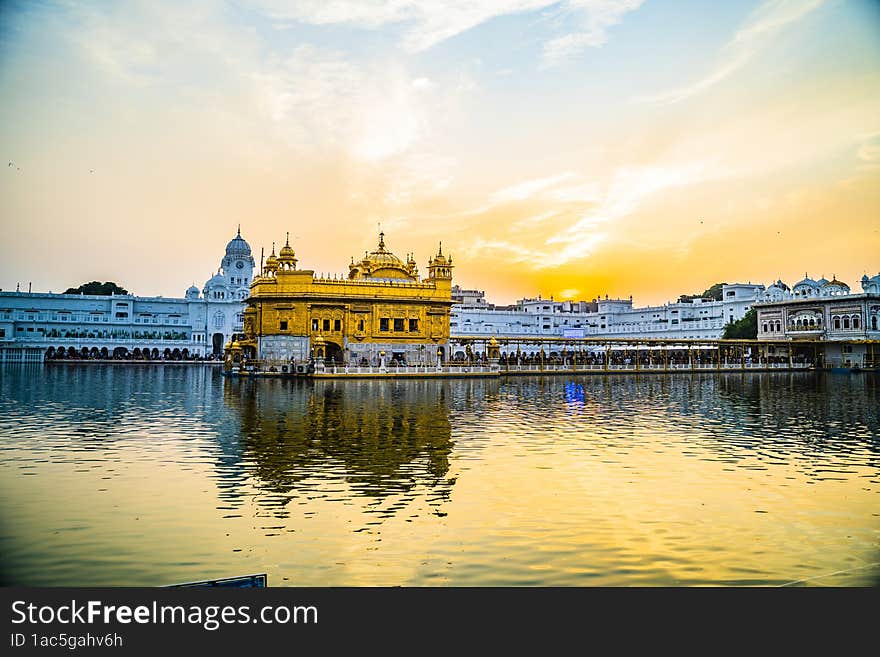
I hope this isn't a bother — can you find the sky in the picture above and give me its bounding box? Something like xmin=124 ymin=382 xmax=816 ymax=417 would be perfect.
xmin=1 ymin=0 xmax=878 ymax=305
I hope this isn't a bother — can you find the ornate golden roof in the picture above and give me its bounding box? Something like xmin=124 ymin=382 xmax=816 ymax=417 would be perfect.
xmin=348 ymin=231 xmax=416 ymax=281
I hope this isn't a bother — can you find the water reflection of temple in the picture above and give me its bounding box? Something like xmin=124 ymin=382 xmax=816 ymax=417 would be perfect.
xmin=221 ymin=377 xmax=456 ymax=512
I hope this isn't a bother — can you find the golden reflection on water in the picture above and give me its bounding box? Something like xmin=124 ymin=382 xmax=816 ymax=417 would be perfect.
xmin=0 ymin=365 xmax=877 ymax=586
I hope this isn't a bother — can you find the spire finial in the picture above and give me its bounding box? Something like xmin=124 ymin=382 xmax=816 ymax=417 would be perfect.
xmin=271 ymin=241 xmax=275 ymax=256
xmin=285 ymin=232 xmax=290 ymax=247
xmin=237 ymin=224 xmax=241 ymax=237
xmin=438 ymin=241 xmax=443 ymax=256
xmin=378 ymin=229 xmax=385 ymax=249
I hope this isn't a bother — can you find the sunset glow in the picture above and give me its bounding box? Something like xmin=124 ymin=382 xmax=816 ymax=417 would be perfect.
xmin=1 ymin=0 xmax=878 ymax=304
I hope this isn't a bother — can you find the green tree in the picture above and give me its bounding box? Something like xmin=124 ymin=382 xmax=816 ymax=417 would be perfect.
xmin=678 ymin=282 xmax=726 ymax=303
xmin=64 ymin=281 xmax=129 ymax=296
xmin=722 ymin=308 xmax=757 ymax=339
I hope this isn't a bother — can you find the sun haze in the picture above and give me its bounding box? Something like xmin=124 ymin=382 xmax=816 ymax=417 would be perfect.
xmin=1 ymin=0 xmax=878 ymax=304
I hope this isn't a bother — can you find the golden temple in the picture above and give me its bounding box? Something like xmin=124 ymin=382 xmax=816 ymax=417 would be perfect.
xmin=229 ymin=231 xmax=454 ymax=368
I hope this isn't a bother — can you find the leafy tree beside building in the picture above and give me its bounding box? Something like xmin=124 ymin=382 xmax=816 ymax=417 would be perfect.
xmin=678 ymin=282 xmax=726 ymax=303
xmin=722 ymin=308 xmax=757 ymax=339
xmin=64 ymin=281 xmax=129 ymax=296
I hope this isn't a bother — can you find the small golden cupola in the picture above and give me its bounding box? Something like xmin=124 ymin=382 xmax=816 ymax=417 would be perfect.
xmin=348 ymin=231 xmax=416 ymax=281
xmin=277 ymin=232 xmax=298 ymax=271
xmin=427 ymin=242 xmax=453 ymax=281
xmin=264 ymin=242 xmax=279 ymax=276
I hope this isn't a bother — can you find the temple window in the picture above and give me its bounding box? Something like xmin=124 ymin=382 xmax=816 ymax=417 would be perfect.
xmin=852 ymin=316 xmax=860 ymax=329
xmin=380 ymin=318 xmax=389 ymax=332
xmin=842 ymin=317 xmax=850 ymax=329
xmin=279 ymin=320 xmax=288 ymax=331
xmin=311 ymin=319 xmax=319 ymax=331
xmin=833 ymin=316 xmax=840 ymax=329
xmin=334 ymin=319 xmax=341 ymax=331
xmin=393 ymin=318 xmax=405 ymax=332
xmin=322 ymin=319 xmax=330 ymax=331
xmin=409 ymin=319 xmax=419 ymax=332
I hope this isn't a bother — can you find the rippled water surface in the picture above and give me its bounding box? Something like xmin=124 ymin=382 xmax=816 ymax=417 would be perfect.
xmin=1 ymin=364 xmax=878 ymax=586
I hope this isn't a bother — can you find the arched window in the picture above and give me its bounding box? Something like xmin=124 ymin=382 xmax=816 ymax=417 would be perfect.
xmin=213 ymin=311 xmax=225 ymax=329
xmin=775 ymin=321 xmax=781 ymax=332
xmin=833 ymin=316 xmax=840 ymax=330
xmin=852 ymin=315 xmax=860 ymax=329
xmin=809 ymin=318 xmax=815 ymax=327
xmin=873 ymin=316 xmax=878 ymax=331
xmin=762 ymin=323 xmax=768 ymax=333
xmin=843 ymin=317 xmax=850 ymax=329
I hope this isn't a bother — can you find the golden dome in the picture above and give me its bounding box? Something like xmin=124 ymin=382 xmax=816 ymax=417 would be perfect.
xmin=348 ymin=231 xmax=415 ymax=281
xmin=278 ymin=232 xmax=296 ymax=261
xmin=264 ymin=243 xmax=279 ymax=272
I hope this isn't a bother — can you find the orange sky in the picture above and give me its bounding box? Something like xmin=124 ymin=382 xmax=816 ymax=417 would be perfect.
xmin=1 ymin=0 xmax=878 ymax=305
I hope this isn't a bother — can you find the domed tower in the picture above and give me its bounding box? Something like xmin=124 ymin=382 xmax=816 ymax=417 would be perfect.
xmin=427 ymin=242 xmax=453 ymax=283
xmin=185 ymin=284 xmax=200 ymax=300
xmin=820 ymin=277 xmax=849 ymax=297
xmin=277 ymin=233 xmax=298 ymax=271
xmin=792 ymin=274 xmax=818 ymax=298
xmin=348 ymin=231 xmax=417 ymax=281
xmin=220 ymin=226 xmax=255 ymax=296
xmin=264 ymin=243 xmax=279 ymax=277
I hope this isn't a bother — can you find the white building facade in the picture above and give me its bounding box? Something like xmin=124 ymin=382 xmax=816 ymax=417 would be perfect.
xmin=0 ymin=230 xmax=254 ymax=361
xmin=755 ymin=273 xmax=880 ymax=367
xmin=451 ymin=283 xmax=764 ymax=344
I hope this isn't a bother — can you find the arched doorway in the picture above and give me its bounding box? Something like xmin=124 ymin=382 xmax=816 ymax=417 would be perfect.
xmin=325 ymin=341 xmax=344 ymax=365
xmin=212 ymin=333 xmax=224 ymax=356
xmin=113 ymin=347 xmax=128 ymax=359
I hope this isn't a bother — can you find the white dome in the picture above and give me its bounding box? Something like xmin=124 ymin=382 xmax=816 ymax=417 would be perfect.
xmin=205 ymin=273 xmax=226 ymax=288
xmin=225 ymin=227 xmax=251 ymax=257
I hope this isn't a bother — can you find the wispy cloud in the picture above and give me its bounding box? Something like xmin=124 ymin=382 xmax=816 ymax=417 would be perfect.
xmin=856 ymin=131 xmax=880 ymax=166
xmin=541 ymin=0 xmax=644 ymax=66
xmin=250 ymin=0 xmax=641 ymax=57
xmin=542 ymin=161 xmax=715 ymax=265
xmin=464 ymin=160 xmax=718 ymax=269
xmin=489 ymin=171 xmax=578 ymax=203
xmin=641 ymin=0 xmax=825 ymax=105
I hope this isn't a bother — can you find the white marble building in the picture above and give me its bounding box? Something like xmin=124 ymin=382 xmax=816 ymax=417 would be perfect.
xmin=755 ymin=273 xmax=880 ymax=366
xmin=0 ymin=230 xmax=254 ymax=360
xmin=451 ymin=283 xmax=764 ymax=345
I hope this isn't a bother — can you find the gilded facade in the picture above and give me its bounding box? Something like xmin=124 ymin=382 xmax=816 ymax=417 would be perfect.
xmin=235 ymin=232 xmax=453 ymax=365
